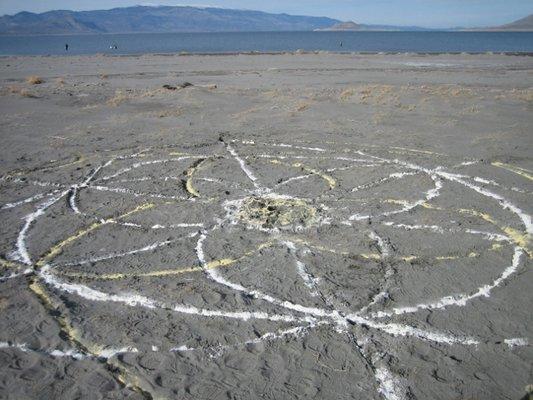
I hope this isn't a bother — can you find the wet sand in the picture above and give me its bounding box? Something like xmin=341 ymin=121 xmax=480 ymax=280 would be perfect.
xmin=0 ymin=53 xmax=531 ymax=400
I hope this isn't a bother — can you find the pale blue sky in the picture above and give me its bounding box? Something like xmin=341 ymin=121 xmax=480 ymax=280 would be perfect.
xmin=1 ymin=1 xmax=532 ymax=28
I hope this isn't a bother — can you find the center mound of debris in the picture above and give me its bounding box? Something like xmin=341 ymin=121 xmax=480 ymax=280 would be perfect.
xmin=238 ymin=196 xmax=318 ymax=229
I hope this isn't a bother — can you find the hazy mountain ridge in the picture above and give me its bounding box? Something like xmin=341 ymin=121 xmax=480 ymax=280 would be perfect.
xmin=0 ymin=6 xmax=340 ymax=34
xmin=490 ymin=14 xmax=533 ymax=31
xmin=0 ymin=6 xmax=531 ymax=35
xmin=465 ymin=14 xmax=533 ymax=31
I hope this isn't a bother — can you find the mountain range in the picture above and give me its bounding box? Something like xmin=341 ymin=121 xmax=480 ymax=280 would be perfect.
xmin=0 ymin=6 xmax=338 ymax=34
xmin=484 ymin=14 xmax=533 ymax=31
xmin=0 ymin=6 xmax=531 ymax=35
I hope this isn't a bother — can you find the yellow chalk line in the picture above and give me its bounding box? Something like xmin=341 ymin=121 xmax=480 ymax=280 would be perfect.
xmin=384 ymin=199 xmax=411 ymax=206
xmin=28 ymin=280 xmax=156 ymax=399
xmin=286 ymin=236 xmax=503 ymax=265
xmin=36 ymin=203 xmax=155 ymax=268
xmin=378 ymin=201 xmax=530 ymax=257
xmin=284 ymin=237 xmax=351 ymax=257
xmin=420 ymin=202 xmax=443 ymax=210
xmin=492 ymin=161 xmax=533 ymax=181
xmin=184 ymin=158 xmax=207 ymax=197
xmin=27 ymin=202 xmax=160 ymax=397
xmin=59 ymin=241 xmax=274 ymax=281
xmin=29 ymin=201 xmax=163 ymax=398
xmin=269 ymin=159 xmax=336 ymax=189
xmin=2 ymin=154 xmax=87 ymax=180
xmin=184 ymin=157 xmax=223 ymax=198
xmin=388 ymin=146 xmax=446 ymax=157
xmin=27 ymin=202 xmax=161 ymax=398
xmin=375 ymin=198 xmax=442 ymax=212
xmin=376 ymin=203 xmax=527 ymax=257
xmin=0 ymin=257 xmax=23 ymax=270
xmin=29 ymin=280 xmax=85 ymax=347
xmin=47 ymin=155 xmax=87 ymax=170
xmin=458 ymin=208 xmax=531 ymax=257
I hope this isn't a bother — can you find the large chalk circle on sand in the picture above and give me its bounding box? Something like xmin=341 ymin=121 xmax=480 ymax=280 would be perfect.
xmin=0 ymin=139 xmax=531 ymax=400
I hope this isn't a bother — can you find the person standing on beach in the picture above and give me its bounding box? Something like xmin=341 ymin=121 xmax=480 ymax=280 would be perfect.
xmin=65 ymin=43 xmax=69 ymax=51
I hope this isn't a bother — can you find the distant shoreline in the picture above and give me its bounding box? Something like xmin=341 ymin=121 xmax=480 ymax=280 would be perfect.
xmin=1 ymin=51 xmax=533 ymax=58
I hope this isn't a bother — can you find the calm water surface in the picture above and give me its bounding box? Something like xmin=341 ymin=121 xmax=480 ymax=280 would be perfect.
xmin=0 ymin=31 xmax=532 ymax=55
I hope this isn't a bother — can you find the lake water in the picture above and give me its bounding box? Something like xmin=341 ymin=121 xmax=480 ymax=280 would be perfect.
xmin=0 ymin=31 xmax=532 ymax=56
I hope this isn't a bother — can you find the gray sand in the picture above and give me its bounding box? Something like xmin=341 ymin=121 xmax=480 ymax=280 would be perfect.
xmin=0 ymin=53 xmax=531 ymax=400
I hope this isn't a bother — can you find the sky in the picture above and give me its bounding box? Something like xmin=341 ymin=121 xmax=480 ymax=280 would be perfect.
xmin=0 ymin=1 xmax=532 ymax=28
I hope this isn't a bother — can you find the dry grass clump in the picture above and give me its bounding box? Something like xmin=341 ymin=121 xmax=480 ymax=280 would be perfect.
xmin=5 ymin=85 xmax=38 ymax=98
xmin=107 ymin=87 xmax=180 ymax=106
xmin=460 ymin=105 xmax=479 ymax=115
xmin=372 ymin=111 xmax=388 ymax=125
xmin=26 ymin=75 xmax=44 ymax=85
xmin=360 ymin=87 xmax=373 ymax=102
xmin=157 ymin=108 xmax=183 ymax=118
xmin=20 ymin=89 xmax=39 ymax=98
xmin=295 ymin=101 xmax=311 ymax=112
xmin=107 ymin=90 xmax=132 ymax=107
xmin=352 ymin=85 xmax=398 ymax=105
xmin=507 ymin=88 xmax=533 ymax=102
xmin=263 ymin=89 xmax=283 ymax=98
xmin=395 ymin=103 xmax=417 ymax=111
xmin=232 ymin=106 xmax=262 ymax=119
xmin=340 ymin=85 xmax=400 ymax=105
xmin=420 ymin=84 xmax=474 ymax=98
xmin=340 ymin=88 xmax=356 ymax=101
xmin=286 ymin=100 xmax=313 ymax=116
xmin=140 ymin=88 xmax=172 ymax=98
xmin=7 ymin=85 xmax=21 ymax=94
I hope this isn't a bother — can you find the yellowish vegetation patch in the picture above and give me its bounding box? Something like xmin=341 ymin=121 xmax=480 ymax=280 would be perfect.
xmin=20 ymin=89 xmax=39 ymax=98
xmin=7 ymin=85 xmax=21 ymax=94
xmin=26 ymin=75 xmax=44 ymax=85
xmin=107 ymin=90 xmax=131 ymax=107
xmin=5 ymin=85 xmax=38 ymax=98
xmin=340 ymin=88 xmax=356 ymax=101
xmin=420 ymin=84 xmax=474 ymax=98
xmin=295 ymin=101 xmax=311 ymax=112
xmin=157 ymin=108 xmax=183 ymax=118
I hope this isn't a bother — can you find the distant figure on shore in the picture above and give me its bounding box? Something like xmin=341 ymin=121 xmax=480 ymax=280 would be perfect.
xmin=340 ymin=41 xmax=343 ymax=48
xmin=65 ymin=43 xmax=69 ymax=51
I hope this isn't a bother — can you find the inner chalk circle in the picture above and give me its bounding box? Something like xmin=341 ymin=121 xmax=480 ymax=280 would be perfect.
xmin=237 ymin=195 xmax=318 ymax=229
